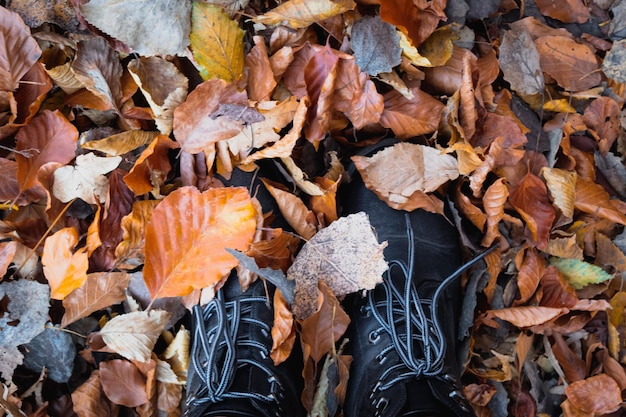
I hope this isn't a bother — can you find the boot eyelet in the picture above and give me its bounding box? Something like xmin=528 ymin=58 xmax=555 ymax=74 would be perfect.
xmin=359 ymin=304 xmax=370 ymax=317
xmin=375 ymin=397 xmax=389 ymax=411
xmin=375 ymin=352 xmax=387 ymax=364
xmin=368 ymin=330 xmax=381 ymax=344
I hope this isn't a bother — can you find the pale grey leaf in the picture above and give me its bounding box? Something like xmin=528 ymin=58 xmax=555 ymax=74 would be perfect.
xmin=351 ymin=16 xmax=401 ymax=76
xmin=499 ymin=28 xmax=544 ymax=96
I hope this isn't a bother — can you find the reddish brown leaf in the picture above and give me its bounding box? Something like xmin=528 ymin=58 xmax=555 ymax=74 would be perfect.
xmin=464 ymin=383 xmax=496 ymax=407
xmin=565 ymin=374 xmax=622 ymax=415
xmin=0 ymin=7 xmax=42 ymax=91
xmin=271 ymin=290 xmax=296 ymax=365
xmin=261 ymin=179 xmax=317 ymax=240
xmin=61 ymin=272 xmax=131 ymax=328
xmin=333 ymin=58 xmax=383 ymax=129
xmin=100 ymin=360 xmax=148 ymax=408
xmin=535 ymin=0 xmax=590 ymax=23
xmin=551 ymin=332 xmax=586 ymax=383
xmin=0 ymin=158 xmax=45 ymax=205
xmin=582 ymin=96 xmax=620 ymax=154
xmin=245 ymin=35 xmax=276 ymax=102
xmin=508 ymin=172 xmax=556 ymax=250
xmin=124 ymin=135 xmax=179 ymax=195
xmin=247 ymin=229 xmax=300 ymax=273
xmin=0 ymin=240 xmax=16 ymax=279
xmin=481 ymin=178 xmax=508 ymax=247
xmin=379 ymin=87 xmax=444 ymax=139
xmin=42 ymin=227 xmax=89 ymax=301
xmin=15 ymin=109 xmax=78 ymax=192
xmin=574 ymin=177 xmax=626 ymax=226
xmin=172 ymin=78 xmax=247 ymax=154
xmin=144 ymin=186 xmax=257 ymax=299
xmin=514 ymin=247 xmax=546 ymax=305
xmin=481 ymin=306 xmax=569 ymax=328
xmin=379 ymin=0 xmax=446 ymax=47
xmin=71 ymin=370 xmax=117 ymax=417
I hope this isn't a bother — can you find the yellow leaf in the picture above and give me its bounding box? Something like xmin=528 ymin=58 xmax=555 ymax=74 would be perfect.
xmin=190 ymin=3 xmax=244 ymax=82
xmin=42 ymin=227 xmax=89 ymax=300
xmin=543 ymin=99 xmax=577 ymax=113
xmin=253 ymin=0 xmax=356 ymax=29
xmin=541 ymin=167 xmax=576 ymax=219
xmin=82 ymin=130 xmax=160 ymax=157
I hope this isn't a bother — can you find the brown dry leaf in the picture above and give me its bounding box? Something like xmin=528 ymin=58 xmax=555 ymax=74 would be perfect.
xmin=61 ymin=272 xmax=131 ymax=328
xmin=271 ymin=290 xmax=296 ymax=365
xmin=544 ymin=235 xmax=584 ymax=260
xmin=261 ymin=179 xmax=317 ymax=240
xmin=481 ymin=306 xmax=569 ymax=328
xmin=595 ymin=232 xmax=626 ymax=273
xmin=82 ymin=130 xmax=160 ymax=157
xmin=481 ymin=178 xmax=508 ymax=247
xmin=42 ymin=227 xmax=89 ymax=301
xmin=71 ymin=37 xmax=122 ymax=112
xmin=379 ymin=0 xmax=446 ymax=47
xmin=515 ymin=247 xmax=546 ymax=305
xmin=379 ymin=87 xmax=444 ymax=139
xmin=245 ymin=36 xmax=276 ymax=101
xmin=508 ymin=172 xmax=557 ymax=250
xmin=71 ymin=370 xmax=117 ymax=417
xmin=538 ymin=266 xmax=579 ymax=308
xmin=352 ymin=142 xmax=458 ymax=212
xmin=535 ymin=0 xmax=590 ymax=23
xmin=143 ymin=187 xmax=257 ymax=299
xmin=247 ymin=229 xmax=300 ymax=273
xmin=190 ymin=2 xmax=244 ymax=82
xmin=124 ymin=135 xmax=179 ymax=195
xmin=80 ymin=0 xmax=190 ymax=56
xmin=128 ymin=57 xmax=188 ymax=136
xmin=253 ymin=0 xmax=355 ymax=29
xmin=564 ymin=374 xmax=622 ymax=415
xmin=15 ymin=109 xmax=78 ymax=192
xmin=0 ymin=240 xmax=16 ymax=278
xmin=0 ymin=158 xmax=46 ymax=205
xmin=288 ymin=212 xmax=388 ymax=319
xmin=535 ymin=36 xmax=601 ymax=92
xmin=498 ymin=28 xmax=544 ymax=98
xmin=172 ymin=78 xmax=247 ymax=154
xmin=52 ymin=153 xmax=122 ymax=205
xmin=0 ymin=7 xmax=41 ymax=91
xmin=100 ymin=359 xmax=149 ymax=407
xmin=541 ymin=167 xmax=576 ymax=220
xmin=575 ymin=177 xmax=626 ymax=226
xmin=99 ymin=310 xmax=170 ymax=362
xmin=582 ymin=96 xmax=620 ymax=154
xmin=115 ymin=200 xmax=159 ymax=270
xmin=157 ymin=381 xmax=182 ymax=413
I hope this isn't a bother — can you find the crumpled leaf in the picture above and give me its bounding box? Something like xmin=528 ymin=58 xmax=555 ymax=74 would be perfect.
xmin=0 ymin=7 xmax=41 ymax=91
xmin=53 ymin=153 xmax=122 ymax=205
xmin=481 ymin=178 xmax=508 ymax=247
xmin=261 ymin=179 xmax=317 ymax=240
xmin=124 ymin=135 xmax=179 ymax=195
xmin=81 ymin=130 xmax=160 ymax=157
xmin=162 ymin=326 xmax=190 ymax=383
xmin=99 ymin=310 xmax=170 ymax=362
xmin=190 ymin=3 xmax=244 ymax=82
xmin=42 ymin=227 xmax=89 ymax=300
xmin=115 ymin=200 xmax=159 ymax=270
xmin=288 ymin=212 xmax=388 ymax=319
xmin=352 ymin=142 xmax=459 ymax=211
xmin=80 ymin=0 xmax=191 ymax=56
xmin=15 ymin=109 xmax=78 ymax=192
xmin=550 ymin=257 xmax=614 ymax=290
xmin=351 ymin=16 xmax=401 ymax=76
xmin=143 ymin=186 xmax=257 ymax=299
xmin=535 ymin=36 xmax=601 ymax=91
xmin=100 ymin=360 xmax=149 ymax=407
xmin=245 ymin=36 xmax=276 ymax=102
xmin=61 ymin=272 xmax=131 ymax=328
xmin=498 ymin=28 xmax=544 ymax=98
xmin=565 ymin=374 xmax=622 ymax=415
xmin=253 ymin=0 xmax=356 ymax=29
xmin=379 ymin=87 xmax=444 ymax=139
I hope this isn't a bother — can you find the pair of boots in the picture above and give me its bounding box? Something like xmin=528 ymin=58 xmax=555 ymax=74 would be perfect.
xmin=184 ymin=142 xmax=485 ymax=417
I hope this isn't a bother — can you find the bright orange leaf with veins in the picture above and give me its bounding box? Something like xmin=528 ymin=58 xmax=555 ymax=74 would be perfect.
xmin=42 ymin=227 xmax=89 ymax=300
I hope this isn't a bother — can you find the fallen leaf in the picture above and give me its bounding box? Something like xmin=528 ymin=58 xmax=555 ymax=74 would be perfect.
xmin=100 ymin=360 xmax=149 ymax=407
xmin=0 ymin=158 xmax=46 ymax=205
xmin=81 ymin=130 xmax=160 ymax=156
xmin=351 ymin=16 xmax=401 ymax=76
xmin=535 ymin=36 xmax=601 ymax=92
xmin=565 ymin=374 xmax=622 ymax=415
xmin=582 ymin=96 xmax=620 ymax=154
xmin=261 ymin=179 xmax=317 ymax=240
xmin=124 ymin=135 xmax=179 ymax=195
xmin=99 ymin=310 xmax=170 ymax=362
xmin=71 ymin=370 xmax=117 ymax=417
xmin=271 ymin=290 xmax=296 ymax=365
xmin=575 ymin=177 xmax=626 ymax=225
xmin=52 ymin=153 xmax=122 ymax=205
xmin=0 ymin=240 xmax=16 ymax=278
xmin=190 ymin=3 xmax=244 ymax=82
xmin=379 ymin=0 xmax=447 ymax=47
xmin=8 ymin=0 xmax=79 ymax=31
xmin=351 ymin=142 xmax=459 ymax=211
xmin=304 ymin=44 xmax=340 ymax=144
xmin=253 ymin=0 xmax=356 ymax=29
xmin=115 ymin=200 xmax=160 ymax=270
xmin=245 ymin=36 xmax=276 ymax=101
xmin=42 ymin=227 xmax=89 ymax=300
xmin=80 ymin=0 xmax=191 ymax=56
xmin=15 ymin=109 xmax=78 ymax=192
xmin=482 ymin=306 xmax=569 ymax=328
xmin=143 ymin=186 xmax=257 ymax=299
xmin=481 ymin=178 xmax=508 ymax=247
xmin=550 ymin=257 xmax=614 ymax=290
xmin=541 ymin=167 xmax=576 ymax=219
xmin=162 ymin=326 xmax=190 ymax=382
xmin=498 ymin=28 xmax=544 ymax=98
xmin=515 ymin=247 xmax=546 ymax=305
xmin=0 ymin=7 xmax=41 ymax=91
xmin=157 ymin=381 xmax=183 ymax=413
xmin=595 ymin=232 xmax=626 ymax=273
xmin=61 ymin=272 xmax=131 ymax=328
xmin=379 ymin=87 xmax=444 ymax=139
xmin=535 ymin=0 xmax=590 ymax=23
xmin=288 ymin=212 xmax=388 ymax=319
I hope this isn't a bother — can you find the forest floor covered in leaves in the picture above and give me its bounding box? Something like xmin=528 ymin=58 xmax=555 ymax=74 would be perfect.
xmin=2 ymin=0 xmax=626 ymax=416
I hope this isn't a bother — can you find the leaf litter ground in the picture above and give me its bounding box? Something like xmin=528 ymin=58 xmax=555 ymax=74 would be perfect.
xmin=1 ymin=0 xmax=626 ymax=416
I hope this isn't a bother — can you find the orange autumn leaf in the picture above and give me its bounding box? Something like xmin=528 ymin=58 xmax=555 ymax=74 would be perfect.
xmin=143 ymin=186 xmax=257 ymax=299
xmin=42 ymin=227 xmax=89 ymax=300
xmin=379 ymin=0 xmax=446 ymax=47
xmin=535 ymin=0 xmax=590 ymax=23
xmin=379 ymin=87 xmax=444 ymax=139
xmin=245 ymin=36 xmax=276 ymax=102
xmin=271 ymin=290 xmax=296 ymax=365
xmin=575 ymin=177 xmax=626 ymax=226
xmin=481 ymin=306 xmax=569 ymax=328
xmin=481 ymin=178 xmax=508 ymax=247
xmin=124 ymin=135 xmax=179 ymax=195
xmin=564 ymin=374 xmax=622 ymax=415
xmin=514 ymin=247 xmax=546 ymax=305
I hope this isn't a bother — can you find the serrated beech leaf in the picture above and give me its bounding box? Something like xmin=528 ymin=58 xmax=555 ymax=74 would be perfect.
xmin=143 ymin=186 xmax=257 ymax=299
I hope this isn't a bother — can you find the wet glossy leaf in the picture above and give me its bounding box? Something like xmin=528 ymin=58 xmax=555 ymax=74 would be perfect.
xmin=144 ymin=187 xmax=257 ymax=299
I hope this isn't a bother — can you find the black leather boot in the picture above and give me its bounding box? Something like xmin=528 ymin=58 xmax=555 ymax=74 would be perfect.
xmin=185 ymin=277 xmax=305 ymax=417
xmin=340 ymin=139 xmax=486 ymax=417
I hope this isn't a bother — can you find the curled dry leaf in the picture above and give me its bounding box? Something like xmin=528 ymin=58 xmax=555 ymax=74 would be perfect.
xmin=42 ymin=227 xmax=89 ymax=300
xmin=261 ymin=179 xmax=317 ymax=240
xmin=0 ymin=7 xmax=41 ymax=91
xmin=162 ymin=326 xmax=190 ymax=383
xmin=352 ymin=142 xmax=459 ymax=212
xmin=82 ymin=130 xmax=160 ymax=157
xmin=61 ymin=272 xmax=131 ymax=328
xmin=124 ymin=135 xmax=179 ymax=195
xmin=143 ymin=186 xmax=257 ymax=299
xmin=0 ymin=240 xmax=16 ymax=277
xmin=253 ymin=0 xmax=356 ymax=29
xmin=481 ymin=178 xmax=508 ymax=247
xmin=190 ymin=2 xmax=244 ymax=82
xmin=271 ymin=290 xmax=296 ymax=365
xmin=541 ymin=167 xmax=576 ymax=219
xmin=100 ymin=359 xmax=149 ymax=408
xmin=245 ymin=36 xmax=276 ymax=102
xmin=515 ymin=247 xmax=546 ymax=305
xmin=288 ymin=212 xmax=388 ymax=319
xmin=115 ymin=200 xmax=159 ymax=270
xmin=565 ymin=374 xmax=622 ymax=415
xmin=99 ymin=310 xmax=170 ymax=363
